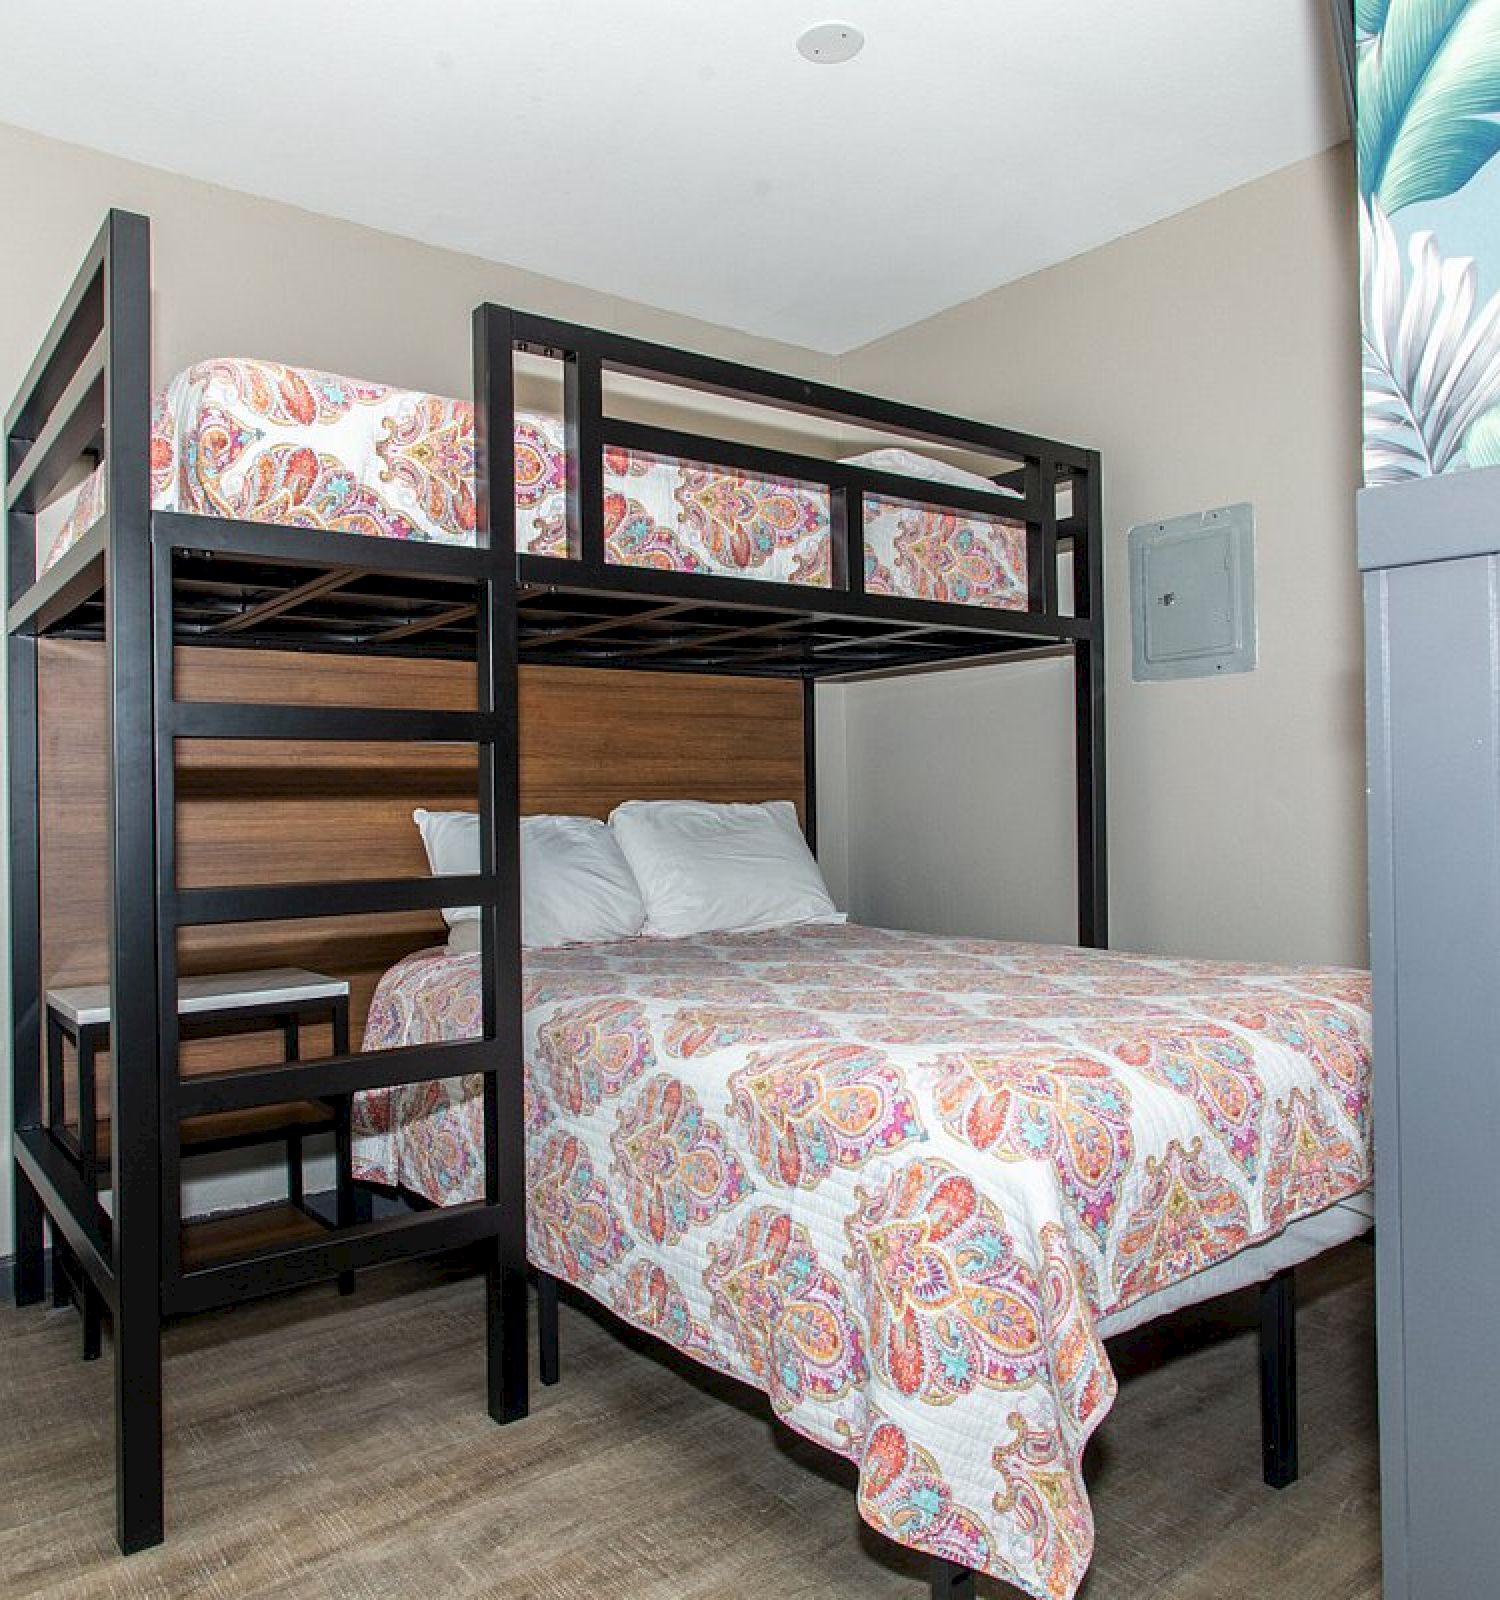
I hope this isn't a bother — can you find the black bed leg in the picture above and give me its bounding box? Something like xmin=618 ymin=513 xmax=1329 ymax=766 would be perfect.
xmin=929 ymin=1558 xmax=976 ymax=1599
xmin=1259 ymin=1267 xmax=1298 ymax=1489
xmin=486 ymin=1248 xmax=530 ymax=1424
xmin=52 ymin=1235 xmax=74 ymax=1310
xmin=333 ymin=1099 xmax=356 ymax=1297
xmin=13 ymin=1165 xmax=45 ymax=1307
xmin=114 ymin=1292 xmax=164 ymax=1552
xmin=538 ymin=1271 xmax=560 ymax=1387
xmin=82 ymin=1283 xmax=103 ymax=1362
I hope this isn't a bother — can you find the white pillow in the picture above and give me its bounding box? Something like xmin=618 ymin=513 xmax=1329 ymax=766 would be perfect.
xmin=839 ymin=446 xmax=1019 ymax=498
xmin=608 ymin=799 xmax=843 ymax=939
xmin=522 ymin=814 xmax=647 ymax=949
xmin=412 ymin=808 xmax=481 ymax=931
xmin=411 ymin=810 xmax=646 ymax=950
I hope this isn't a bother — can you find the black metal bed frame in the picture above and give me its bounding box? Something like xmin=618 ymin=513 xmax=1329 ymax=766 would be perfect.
xmin=8 ymin=208 xmax=1308 ymax=1595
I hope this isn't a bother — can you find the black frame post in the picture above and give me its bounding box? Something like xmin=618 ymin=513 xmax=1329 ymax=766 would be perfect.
xmin=563 ymin=339 xmax=605 ymax=570
xmin=1074 ymin=452 xmax=1107 ymax=948
xmin=1025 ymin=450 xmax=1059 ymax=618
xmin=101 ymin=209 xmax=165 ymax=1553
xmin=473 ymin=302 xmax=530 ymax=1424
xmin=537 ymin=1271 xmax=560 ymax=1387
xmin=1260 ymin=1267 xmax=1298 ymax=1489
xmin=151 ymin=436 xmax=183 ymax=1313
xmin=802 ymin=675 xmax=818 ymax=856
xmin=6 ymin=367 xmax=45 ymax=1314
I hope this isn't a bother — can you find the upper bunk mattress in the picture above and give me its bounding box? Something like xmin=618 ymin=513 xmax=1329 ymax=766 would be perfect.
xmin=352 ymin=921 xmax=1371 ymax=1600
xmin=40 ymin=357 xmax=1030 ymax=610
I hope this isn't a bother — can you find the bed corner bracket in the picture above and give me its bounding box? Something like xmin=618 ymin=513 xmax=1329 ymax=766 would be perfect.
xmin=1259 ymin=1266 xmax=1298 ymax=1489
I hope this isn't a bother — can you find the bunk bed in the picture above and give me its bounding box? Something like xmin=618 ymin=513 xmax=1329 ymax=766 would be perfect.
xmin=5 ymin=212 xmax=1371 ymax=1600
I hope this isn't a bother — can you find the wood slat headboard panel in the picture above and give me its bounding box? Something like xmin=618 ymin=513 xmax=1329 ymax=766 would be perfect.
xmin=38 ymin=640 xmax=804 ymax=1094
xmin=517 ymin=665 xmax=805 ymax=820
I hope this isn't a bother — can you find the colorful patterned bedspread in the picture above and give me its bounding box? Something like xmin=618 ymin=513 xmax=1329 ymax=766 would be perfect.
xmin=41 ymin=357 xmax=1028 ymax=610
xmin=352 ymin=922 xmax=1371 ymax=1600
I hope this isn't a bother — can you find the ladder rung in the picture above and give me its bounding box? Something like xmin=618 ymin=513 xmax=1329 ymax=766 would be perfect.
xmin=177 ymin=1038 xmax=496 ymax=1117
xmin=169 ymin=702 xmax=496 ymax=743
xmin=173 ymin=874 xmax=497 ymax=926
xmin=7 ymin=516 xmax=108 ymax=638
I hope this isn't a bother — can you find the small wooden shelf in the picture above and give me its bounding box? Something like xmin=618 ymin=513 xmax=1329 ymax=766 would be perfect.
xmin=88 ymin=1101 xmax=337 ymax=1169
xmin=181 ymin=1202 xmax=330 ymax=1271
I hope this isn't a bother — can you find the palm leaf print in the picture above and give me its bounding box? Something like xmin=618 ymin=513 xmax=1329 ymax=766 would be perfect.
xmin=1361 ymin=198 xmax=1500 ymax=481
xmin=1463 ymin=403 xmax=1500 ymax=464
xmin=1357 ymin=0 xmax=1393 ymax=38
xmin=1358 ymin=0 xmax=1500 ymax=211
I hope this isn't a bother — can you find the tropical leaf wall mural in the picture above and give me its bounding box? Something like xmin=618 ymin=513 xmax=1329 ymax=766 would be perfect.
xmin=1361 ymin=199 xmax=1500 ymax=481
xmin=1358 ymin=0 xmax=1500 ymax=485
xmin=1356 ymin=0 xmax=1392 ymax=38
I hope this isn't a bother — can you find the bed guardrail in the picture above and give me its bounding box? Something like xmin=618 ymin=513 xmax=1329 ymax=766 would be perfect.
xmin=6 ymin=209 xmax=150 ymax=635
xmin=487 ymin=307 xmax=1102 ymax=643
xmin=474 ymin=301 xmax=1106 ymax=944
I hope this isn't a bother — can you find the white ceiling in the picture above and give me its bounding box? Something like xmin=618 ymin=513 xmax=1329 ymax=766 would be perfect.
xmin=0 ymin=1 xmax=1345 ymax=354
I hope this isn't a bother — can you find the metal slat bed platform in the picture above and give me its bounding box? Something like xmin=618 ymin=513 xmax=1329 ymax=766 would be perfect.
xmin=22 ymin=401 xmax=1096 ymax=681
xmin=5 ymin=210 xmax=1107 ymax=1582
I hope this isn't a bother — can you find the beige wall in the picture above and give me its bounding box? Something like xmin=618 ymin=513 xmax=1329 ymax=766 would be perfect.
xmin=0 ymin=124 xmax=832 ymax=411
xmin=826 ymin=147 xmax=1367 ymax=967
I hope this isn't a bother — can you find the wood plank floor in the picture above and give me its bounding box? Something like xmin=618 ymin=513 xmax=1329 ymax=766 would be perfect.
xmin=0 ymin=1242 xmax=1379 ymax=1599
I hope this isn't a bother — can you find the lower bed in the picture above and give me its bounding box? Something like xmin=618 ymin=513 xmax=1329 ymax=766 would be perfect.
xmin=352 ymin=922 xmax=1372 ymax=1600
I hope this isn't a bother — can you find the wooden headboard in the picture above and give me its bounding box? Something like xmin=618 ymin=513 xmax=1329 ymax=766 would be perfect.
xmin=38 ymin=640 xmax=805 ymax=1089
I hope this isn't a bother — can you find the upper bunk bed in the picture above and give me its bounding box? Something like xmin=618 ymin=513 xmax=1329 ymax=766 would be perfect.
xmin=7 ymin=233 xmax=1102 ymax=685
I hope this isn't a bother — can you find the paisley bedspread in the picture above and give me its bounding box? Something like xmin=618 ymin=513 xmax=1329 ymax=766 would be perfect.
xmin=39 ymin=357 xmax=1028 ymax=611
xmin=352 ymin=922 xmax=1371 ymax=1600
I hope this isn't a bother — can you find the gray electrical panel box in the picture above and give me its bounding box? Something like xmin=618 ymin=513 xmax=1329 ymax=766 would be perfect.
xmin=1129 ymin=503 xmax=1256 ymax=681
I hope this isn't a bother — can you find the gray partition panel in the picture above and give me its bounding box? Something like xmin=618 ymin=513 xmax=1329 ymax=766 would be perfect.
xmin=1361 ymin=465 xmax=1500 ymax=1600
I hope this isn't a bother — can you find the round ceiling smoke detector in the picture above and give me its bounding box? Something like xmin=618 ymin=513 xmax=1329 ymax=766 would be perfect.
xmin=796 ymin=22 xmax=865 ymax=64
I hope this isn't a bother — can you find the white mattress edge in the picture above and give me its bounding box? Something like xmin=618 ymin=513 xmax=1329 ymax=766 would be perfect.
xmin=1096 ymin=1187 xmax=1374 ymax=1339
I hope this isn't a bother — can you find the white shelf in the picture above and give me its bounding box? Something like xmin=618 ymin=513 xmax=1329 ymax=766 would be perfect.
xmin=47 ymin=967 xmax=349 ymax=1028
